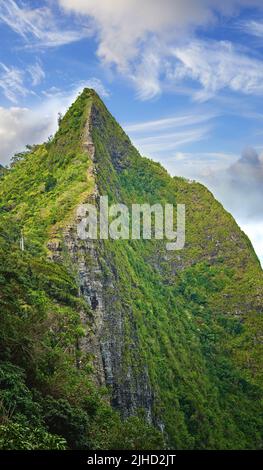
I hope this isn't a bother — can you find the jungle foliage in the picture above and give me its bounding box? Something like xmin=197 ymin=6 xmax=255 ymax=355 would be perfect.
xmin=0 ymin=89 xmax=262 ymax=449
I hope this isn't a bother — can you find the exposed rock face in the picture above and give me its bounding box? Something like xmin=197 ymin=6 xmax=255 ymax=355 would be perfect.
xmin=48 ymin=102 xmax=155 ymax=420
xmin=64 ymin=227 xmax=106 ymax=386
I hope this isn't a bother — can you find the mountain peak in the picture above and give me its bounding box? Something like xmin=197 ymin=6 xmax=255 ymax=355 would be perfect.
xmin=0 ymin=91 xmax=262 ymax=450
xmin=52 ymin=86 xmax=135 ymax=173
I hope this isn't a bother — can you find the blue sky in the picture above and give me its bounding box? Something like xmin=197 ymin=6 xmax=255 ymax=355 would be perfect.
xmin=0 ymin=0 xmax=263 ymax=264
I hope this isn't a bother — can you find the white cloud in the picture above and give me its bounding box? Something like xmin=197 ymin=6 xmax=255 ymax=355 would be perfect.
xmin=152 ymin=151 xmax=239 ymax=181
xmin=133 ymin=127 xmax=211 ymax=154
xmin=0 ymin=61 xmax=47 ymax=103
xmin=59 ymin=0 xmax=212 ymax=66
xmin=239 ymin=19 xmax=263 ymax=38
xmin=125 ymin=111 xmax=238 ymax=201
xmin=41 ymin=78 xmax=109 ymax=99
xmin=242 ymin=221 xmax=263 ymax=266
xmin=161 ymin=147 xmax=263 ymax=226
xmin=205 ymin=148 xmax=263 ymax=220
xmin=58 ymin=0 xmax=263 ymax=100
xmin=79 ymin=78 xmax=110 ymax=98
xmin=58 ymin=0 xmax=263 ymax=64
xmin=0 ymin=79 xmax=108 ymax=164
xmin=0 ymin=89 xmax=73 ymax=164
xmin=171 ymin=40 xmax=263 ymax=101
xmin=0 ymin=106 xmax=51 ymax=163
xmin=125 ymin=111 xmax=215 ymax=156
xmin=0 ymin=63 xmax=28 ymax=103
xmin=131 ymin=46 xmax=162 ymax=100
xmin=125 ymin=112 xmax=217 ymax=133
xmin=27 ymin=62 xmax=45 ymax=86
xmin=0 ymin=0 xmax=91 ymax=48
xmin=186 ymin=147 xmax=263 ymax=265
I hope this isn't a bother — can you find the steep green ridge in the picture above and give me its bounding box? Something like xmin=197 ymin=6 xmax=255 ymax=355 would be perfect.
xmin=89 ymin=93 xmax=263 ymax=448
xmin=0 ymin=92 xmax=163 ymax=450
xmin=0 ymin=89 xmax=262 ymax=449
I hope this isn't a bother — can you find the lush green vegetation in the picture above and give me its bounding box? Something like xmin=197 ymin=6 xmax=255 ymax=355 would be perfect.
xmin=0 ymin=90 xmax=164 ymax=450
xmin=0 ymin=222 xmax=164 ymax=449
xmin=90 ymin=91 xmax=263 ymax=449
xmin=0 ymin=88 xmax=262 ymax=449
xmin=0 ymin=165 xmax=5 ymax=178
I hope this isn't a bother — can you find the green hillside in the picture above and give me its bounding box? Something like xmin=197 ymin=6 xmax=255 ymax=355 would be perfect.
xmin=0 ymin=89 xmax=262 ymax=449
xmin=0 ymin=165 xmax=6 ymax=178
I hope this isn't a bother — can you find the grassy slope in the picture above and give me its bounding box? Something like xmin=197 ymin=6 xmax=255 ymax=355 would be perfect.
xmin=0 ymin=89 xmax=262 ymax=449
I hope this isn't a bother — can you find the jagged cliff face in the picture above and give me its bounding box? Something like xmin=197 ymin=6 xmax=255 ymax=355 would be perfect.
xmin=45 ymin=99 xmax=154 ymax=419
xmin=0 ymin=89 xmax=262 ymax=449
xmin=61 ymin=98 xmax=154 ymax=420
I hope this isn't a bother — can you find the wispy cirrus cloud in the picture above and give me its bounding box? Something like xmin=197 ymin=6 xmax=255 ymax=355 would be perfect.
xmin=0 ymin=60 xmax=46 ymax=103
xmin=41 ymin=78 xmax=109 ymax=99
xmin=125 ymin=111 xmax=215 ymax=156
xmin=0 ymin=0 xmax=91 ymax=48
xmin=79 ymin=78 xmax=110 ymax=98
xmin=171 ymin=40 xmax=263 ymax=102
xmin=0 ymin=62 xmax=28 ymax=103
xmin=239 ymin=19 xmax=263 ymax=38
xmin=59 ymin=0 xmax=263 ymax=101
xmin=27 ymin=62 xmax=45 ymax=86
xmin=133 ymin=127 xmax=211 ymax=154
xmin=125 ymin=112 xmax=217 ymax=133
